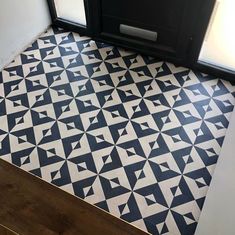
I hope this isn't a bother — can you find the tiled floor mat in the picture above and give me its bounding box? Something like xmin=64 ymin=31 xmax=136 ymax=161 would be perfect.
xmin=1 ymin=27 xmax=235 ymax=235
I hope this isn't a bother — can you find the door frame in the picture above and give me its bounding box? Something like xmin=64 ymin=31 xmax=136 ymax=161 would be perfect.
xmin=195 ymin=62 xmax=235 ymax=81
xmin=187 ymin=0 xmax=215 ymax=66
xmin=47 ymin=0 xmax=92 ymax=35
xmin=187 ymin=0 xmax=235 ymax=80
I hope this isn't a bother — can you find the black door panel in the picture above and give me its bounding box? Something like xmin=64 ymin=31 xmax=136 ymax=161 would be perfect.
xmin=47 ymin=0 xmax=216 ymax=67
xmin=101 ymin=0 xmax=186 ymax=31
xmin=101 ymin=15 xmax=178 ymax=49
xmin=90 ymin=0 xmax=215 ymax=65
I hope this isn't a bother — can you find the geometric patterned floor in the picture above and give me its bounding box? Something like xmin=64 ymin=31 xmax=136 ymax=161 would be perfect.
xmin=1 ymin=27 xmax=235 ymax=235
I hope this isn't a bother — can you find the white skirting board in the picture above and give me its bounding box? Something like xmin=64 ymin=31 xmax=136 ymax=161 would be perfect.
xmin=196 ymin=108 xmax=235 ymax=235
xmin=0 ymin=0 xmax=51 ymax=71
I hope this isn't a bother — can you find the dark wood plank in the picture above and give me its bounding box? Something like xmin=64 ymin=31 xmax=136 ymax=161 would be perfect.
xmin=0 ymin=224 xmax=18 ymax=235
xmin=0 ymin=159 xmax=149 ymax=235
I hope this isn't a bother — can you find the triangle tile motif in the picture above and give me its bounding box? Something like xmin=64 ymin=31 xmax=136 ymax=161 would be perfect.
xmin=1 ymin=26 xmax=235 ymax=235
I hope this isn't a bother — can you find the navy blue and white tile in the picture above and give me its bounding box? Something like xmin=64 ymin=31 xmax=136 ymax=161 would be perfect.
xmin=1 ymin=27 xmax=235 ymax=235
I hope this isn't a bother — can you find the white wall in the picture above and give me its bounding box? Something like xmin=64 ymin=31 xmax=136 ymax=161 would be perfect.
xmin=0 ymin=0 xmax=51 ymax=70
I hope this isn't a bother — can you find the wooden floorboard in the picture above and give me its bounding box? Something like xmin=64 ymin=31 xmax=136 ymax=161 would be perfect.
xmin=0 ymin=159 xmax=149 ymax=235
xmin=0 ymin=224 xmax=18 ymax=235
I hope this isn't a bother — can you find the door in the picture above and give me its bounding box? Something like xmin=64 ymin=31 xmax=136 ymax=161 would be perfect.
xmin=47 ymin=0 xmax=91 ymax=35
xmin=47 ymin=0 xmax=216 ymax=67
xmin=90 ymin=0 xmax=216 ymax=65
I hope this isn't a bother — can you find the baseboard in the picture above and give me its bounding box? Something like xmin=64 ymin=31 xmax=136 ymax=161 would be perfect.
xmin=0 ymin=24 xmax=51 ymax=71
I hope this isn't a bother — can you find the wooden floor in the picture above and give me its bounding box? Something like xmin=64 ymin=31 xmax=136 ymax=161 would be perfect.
xmin=0 ymin=224 xmax=18 ymax=235
xmin=0 ymin=159 xmax=149 ymax=235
